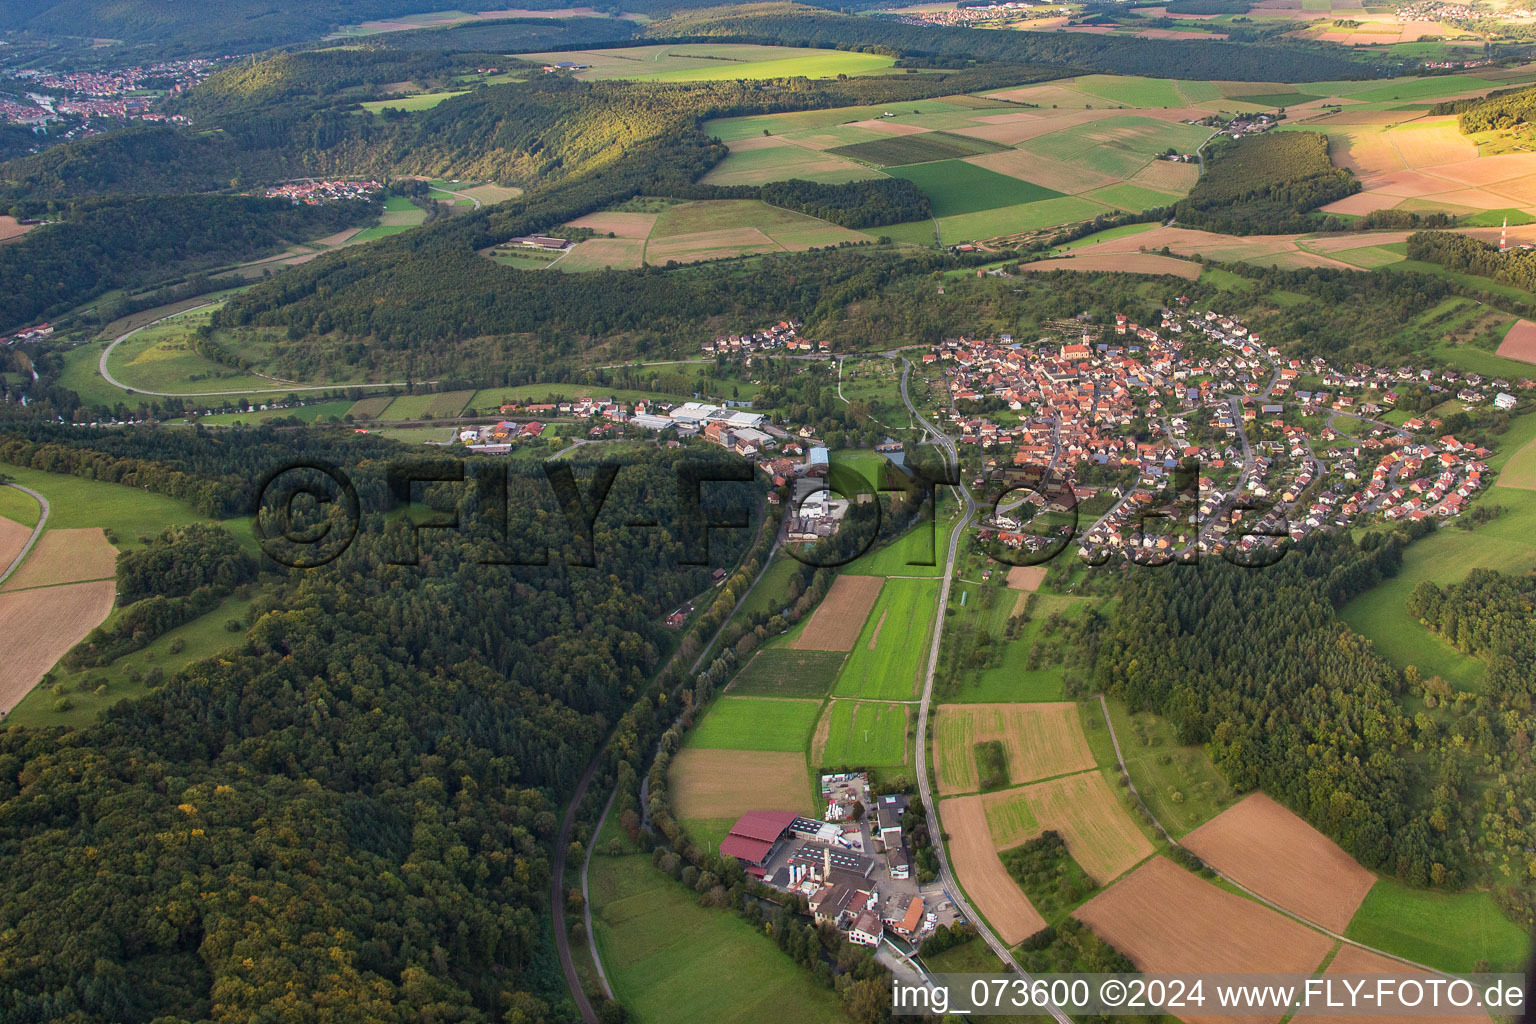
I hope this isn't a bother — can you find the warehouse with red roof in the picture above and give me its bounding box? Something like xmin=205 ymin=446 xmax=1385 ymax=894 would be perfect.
xmin=718 ymin=810 xmax=798 ymax=877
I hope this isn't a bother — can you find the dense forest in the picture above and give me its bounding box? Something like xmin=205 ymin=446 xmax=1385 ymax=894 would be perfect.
xmin=1429 ymin=84 xmax=1536 ymax=133
xmin=1086 ymin=527 xmax=1536 ymax=916
xmin=1173 ymin=131 xmax=1359 ymax=234
xmin=1407 ymin=569 xmax=1536 ymax=703
xmin=1406 ymin=229 xmax=1536 ymax=292
xmin=0 ymin=429 xmax=755 ymax=1021
xmin=0 ymin=194 xmax=370 ymax=331
xmin=644 ymin=2 xmax=1378 ymax=82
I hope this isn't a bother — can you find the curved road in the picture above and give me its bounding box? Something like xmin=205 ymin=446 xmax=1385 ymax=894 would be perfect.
xmin=898 ymin=361 xmax=1075 ymax=1024
xmin=98 ymin=308 xmax=416 ymax=399
xmin=0 ymin=484 xmax=48 ymax=588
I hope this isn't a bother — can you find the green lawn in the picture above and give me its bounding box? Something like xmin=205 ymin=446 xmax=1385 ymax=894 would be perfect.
xmin=0 ymin=484 xmax=42 ymax=528
xmin=832 ymin=578 xmax=939 ymax=700
xmin=1067 ymin=75 xmax=1190 ymax=108
xmin=817 ymin=699 xmax=908 ymax=768
xmin=381 ymin=390 xmax=476 ymax=420
xmin=1345 ymin=878 xmax=1531 ymax=973
xmin=1082 ymin=182 xmax=1181 ymax=213
xmin=685 ymin=696 xmax=824 ymax=752
xmin=589 ymin=852 xmax=851 ymax=1024
xmin=1102 ymin=696 xmax=1238 ymax=838
xmin=885 ymin=160 xmax=1063 ymax=218
xmin=360 ymin=90 xmax=466 ymax=115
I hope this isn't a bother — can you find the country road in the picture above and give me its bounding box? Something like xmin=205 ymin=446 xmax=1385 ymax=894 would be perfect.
xmin=97 ymin=307 xmax=415 ymax=398
xmin=899 ymin=360 xmax=1075 ymax=1024
xmin=0 ymin=483 xmax=48 ymax=588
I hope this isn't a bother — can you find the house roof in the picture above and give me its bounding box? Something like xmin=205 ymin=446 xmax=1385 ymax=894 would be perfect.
xmin=729 ymin=810 xmax=798 ymax=843
xmin=719 ymin=833 xmax=776 ymax=864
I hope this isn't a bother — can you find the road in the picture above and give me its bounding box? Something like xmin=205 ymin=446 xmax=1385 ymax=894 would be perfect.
xmin=97 ymin=308 xmax=417 ymax=398
xmin=0 ymin=483 xmax=47 ymax=588
xmin=899 ymin=361 xmax=1075 ymax=1024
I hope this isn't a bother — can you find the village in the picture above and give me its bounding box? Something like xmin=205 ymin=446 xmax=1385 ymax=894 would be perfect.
xmin=1 ymin=57 xmax=217 ymax=127
xmin=934 ymin=303 xmax=1531 ymax=564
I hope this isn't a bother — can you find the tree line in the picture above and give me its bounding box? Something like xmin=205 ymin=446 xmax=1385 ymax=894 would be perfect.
xmin=1173 ymin=131 xmax=1359 ymax=235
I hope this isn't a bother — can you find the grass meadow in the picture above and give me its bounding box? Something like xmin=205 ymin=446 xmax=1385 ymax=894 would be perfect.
xmin=816 ymin=699 xmax=908 ymax=768
xmin=685 ymin=696 xmax=823 ymax=752
xmin=1345 ymin=878 xmax=1531 ymax=973
xmin=832 ymin=578 xmax=940 ymax=700
xmin=1103 ymin=697 xmax=1238 ymax=838
xmin=730 ymin=649 xmax=844 ymax=698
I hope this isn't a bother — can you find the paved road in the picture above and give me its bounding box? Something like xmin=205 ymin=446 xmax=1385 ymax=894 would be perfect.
xmin=97 ymin=308 xmax=415 ymax=398
xmin=899 ymin=361 xmax=1075 ymax=1024
xmin=0 ymin=484 xmax=47 ymax=588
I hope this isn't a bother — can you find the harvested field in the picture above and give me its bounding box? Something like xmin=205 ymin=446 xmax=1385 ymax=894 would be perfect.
xmin=982 ymin=788 xmax=1040 ymax=849
xmin=1006 ymin=565 xmax=1047 ymax=591
xmin=1075 ymin=857 xmax=1334 ymax=1023
xmin=1129 ymin=159 xmax=1200 ymax=192
xmin=1497 ymin=319 xmax=1536 ymax=365
xmin=934 ymin=703 xmax=1096 ymax=794
xmin=792 ymin=574 xmax=884 ymax=651
xmin=940 ymin=794 xmax=1047 ymax=944
xmin=564 ymin=211 xmax=659 ymax=238
xmin=1 ymin=528 xmax=116 ymax=592
xmin=1303 ymin=946 xmax=1470 ymax=1024
xmin=0 ymin=580 xmax=115 ymax=713
xmin=668 ymin=748 xmax=813 ymax=819
xmin=0 ymin=517 xmax=29 ymax=577
xmin=0 ymin=216 xmax=34 ymax=242
xmin=966 ymin=149 xmax=1117 ymax=194
xmin=313 ymin=227 xmax=362 ymax=247
xmin=846 ymin=118 xmax=931 ymax=136
xmin=1182 ymin=793 xmax=1376 ymax=932
xmin=1022 ymin=253 xmax=1201 ymax=279
xmin=557 ymin=237 xmax=646 ymax=271
xmin=1022 ymin=772 xmax=1154 ymax=885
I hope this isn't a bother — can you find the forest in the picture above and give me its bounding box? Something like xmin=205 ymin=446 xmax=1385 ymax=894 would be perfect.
xmin=644 ymin=2 xmax=1378 ymax=82
xmin=1084 ymin=527 xmax=1536 ymax=919
xmin=1406 ymin=229 xmax=1536 ymax=293
xmin=1430 ymin=84 xmax=1536 ymax=133
xmin=0 ymin=194 xmax=371 ymax=331
xmin=1173 ymin=131 xmax=1359 ymax=234
xmin=0 ymin=430 xmax=755 ymax=1022
xmin=1407 ymin=569 xmax=1536 ymax=704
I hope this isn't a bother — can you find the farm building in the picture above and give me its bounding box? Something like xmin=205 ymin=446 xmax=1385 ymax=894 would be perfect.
xmin=718 ymin=810 xmax=798 ymax=877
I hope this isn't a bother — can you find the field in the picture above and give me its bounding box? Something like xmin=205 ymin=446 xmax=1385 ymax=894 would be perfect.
xmin=558 ymin=200 xmax=874 ymax=270
xmin=1076 ymin=857 xmax=1334 ymax=993
xmin=981 ymin=788 xmax=1040 ymax=850
xmin=1013 ymin=772 xmax=1154 ymax=885
xmin=1182 ymin=793 xmax=1376 ymax=932
xmin=830 ymin=578 xmax=938 ymax=700
xmin=934 ymin=703 xmax=1096 ymax=795
xmin=728 ymin=649 xmax=844 ymax=697
xmin=942 ymin=589 xmax=1086 ymax=703
xmin=0 ymin=581 xmax=116 ymax=713
xmin=0 ymin=528 xmax=116 ymax=592
xmin=667 ymin=748 xmax=813 ymax=820
xmin=352 ymin=195 xmax=429 ymax=243
xmin=791 ymin=574 xmax=884 ymax=651
xmin=883 ymin=160 xmax=1062 ymax=218
xmin=828 ymin=131 xmax=1008 ymax=167
xmin=1022 ymin=252 xmax=1202 ymax=280
xmin=840 ymin=511 xmax=957 ymax=577
xmin=101 ymin=310 xmax=302 ymax=396
xmin=0 ymin=517 xmax=27 ymax=577
xmin=589 ymin=852 xmax=848 ymax=1024
xmin=380 ymin=390 xmax=476 ymax=420
xmin=360 ymin=90 xmax=466 ymax=115
xmin=0 ymin=486 xmax=40 ymax=528
xmin=522 ymin=43 xmax=894 ymax=83
xmin=699 ymin=138 xmax=880 ymax=187
xmin=938 ymin=794 xmax=1047 ymax=944
xmin=1501 ymin=433 xmax=1536 ymax=491
xmin=1497 ymin=318 xmax=1536 ymax=365
xmin=193 ymin=399 xmax=356 ymax=426
xmin=812 ymin=699 xmax=908 ymax=768
xmin=1345 ymin=877 xmax=1531 ymax=973
xmin=684 ymin=696 xmax=823 ymax=752
xmin=1103 ymin=697 xmax=1239 ymax=837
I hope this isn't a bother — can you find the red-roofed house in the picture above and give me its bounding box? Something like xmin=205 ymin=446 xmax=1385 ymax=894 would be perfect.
xmin=718 ymin=810 xmax=798 ymax=876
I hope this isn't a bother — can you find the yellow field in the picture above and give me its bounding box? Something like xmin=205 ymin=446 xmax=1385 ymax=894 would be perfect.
xmin=0 ymin=528 xmax=116 ymax=592
xmin=934 ymin=702 xmax=1096 ymax=794
xmin=668 ymin=748 xmax=814 ymax=819
xmin=1020 ymin=772 xmax=1154 ymax=885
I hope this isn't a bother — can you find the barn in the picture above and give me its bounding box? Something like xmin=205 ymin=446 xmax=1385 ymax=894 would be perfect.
xmin=718 ymin=810 xmax=798 ymax=877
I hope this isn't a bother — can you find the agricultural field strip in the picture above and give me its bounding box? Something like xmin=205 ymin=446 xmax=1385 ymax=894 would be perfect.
xmin=0 ymin=484 xmax=47 ymax=589
xmin=1093 ymin=695 xmax=1449 ymax=973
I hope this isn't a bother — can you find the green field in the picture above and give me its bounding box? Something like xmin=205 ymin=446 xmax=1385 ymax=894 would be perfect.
xmin=0 ymin=464 xmax=253 ymax=553
xmin=637 ymin=199 xmax=872 ymax=262
xmin=1083 ymin=182 xmax=1181 ymax=213
xmin=632 ymin=51 xmax=895 ymax=82
xmin=102 ymin=311 xmax=298 ymax=396
xmin=700 ymin=143 xmax=883 ymax=187
xmin=1103 ymin=697 xmax=1238 ymax=837
xmin=945 ymin=590 xmax=1086 ymax=703
xmin=832 ymin=578 xmax=939 ymax=700
xmin=685 ymin=696 xmax=823 ymax=751
xmin=983 ymin=788 xmax=1040 ymax=846
xmin=1067 ymin=75 xmax=1195 ymax=108
xmin=828 ymin=131 xmax=1008 ymax=168
xmin=1054 ymin=221 xmax=1161 ymax=253
xmin=381 ymin=390 xmax=476 ymax=420
xmin=817 ymin=699 xmax=908 ymax=767
xmin=1345 ymin=878 xmax=1531 ymax=973
xmin=11 ymin=591 xmax=256 ymax=728
xmin=589 ymin=851 xmax=850 ymax=1024
xmin=360 ymin=90 xmax=466 ymax=115
xmin=934 ymin=195 xmax=1114 ymax=245
xmin=0 ymin=485 xmax=41 ymax=528
xmin=842 ymin=510 xmax=959 ymax=577
xmin=730 ymin=649 xmax=845 ymax=698
xmin=703 ymin=100 xmax=971 ymax=142
xmin=194 ymin=399 xmax=357 ymax=426
xmin=885 ymin=160 xmax=1063 ymax=219
xmin=1018 ymin=116 xmax=1211 ymax=180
